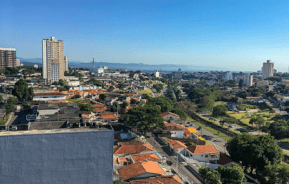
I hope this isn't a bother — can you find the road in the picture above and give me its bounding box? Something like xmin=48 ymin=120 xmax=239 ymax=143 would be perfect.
xmin=146 ymin=133 xmax=204 ymax=184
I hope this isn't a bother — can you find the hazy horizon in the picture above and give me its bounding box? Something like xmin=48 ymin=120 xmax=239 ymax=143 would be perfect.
xmin=1 ymin=0 xmax=289 ymax=72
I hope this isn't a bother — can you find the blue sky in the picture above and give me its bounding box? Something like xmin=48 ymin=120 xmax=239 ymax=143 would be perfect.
xmin=1 ymin=0 xmax=289 ymax=71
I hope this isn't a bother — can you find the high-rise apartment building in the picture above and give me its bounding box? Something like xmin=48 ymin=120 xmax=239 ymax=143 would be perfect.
xmin=64 ymin=56 xmax=68 ymax=71
xmin=225 ymin=71 xmax=233 ymax=80
xmin=0 ymin=48 xmax=17 ymax=69
xmin=262 ymin=60 xmax=274 ymax=80
xmin=242 ymin=74 xmax=253 ymax=86
xmin=42 ymin=37 xmax=65 ymax=83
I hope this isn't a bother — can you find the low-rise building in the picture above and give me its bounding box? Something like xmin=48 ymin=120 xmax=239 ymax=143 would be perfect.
xmin=117 ymin=161 xmax=166 ymax=182
xmin=183 ymin=145 xmax=219 ymax=163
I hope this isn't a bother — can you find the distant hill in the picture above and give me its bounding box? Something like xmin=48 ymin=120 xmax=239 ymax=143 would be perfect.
xmin=17 ymin=57 xmax=228 ymax=72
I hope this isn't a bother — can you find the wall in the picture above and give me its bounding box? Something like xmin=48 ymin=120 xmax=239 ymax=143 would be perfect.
xmin=0 ymin=130 xmax=113 ymax=184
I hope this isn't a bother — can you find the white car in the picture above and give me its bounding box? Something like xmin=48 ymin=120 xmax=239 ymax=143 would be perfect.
xmin=162 ymin=156 xmax=166 ymax=160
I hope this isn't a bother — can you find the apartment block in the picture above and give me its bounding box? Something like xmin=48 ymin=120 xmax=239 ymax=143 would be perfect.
xmin=0 ymin=48 xmax=17 ymax=69
xmin=42 ymin=37 xmax=65 ymax=83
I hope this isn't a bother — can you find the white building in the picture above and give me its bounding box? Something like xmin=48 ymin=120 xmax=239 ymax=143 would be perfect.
xmin=242 ymin=74 xmax=253 ymax=86
xmin=225 ymin=71 xmax=233 ymax=80
xmin=154 ymin=71 xmax=160 ymax=78
xmin=34 ymin=64 xmax=38 ymax=69
xmin=103 ymin=66 xmax=108 ymax=70
xmin=262 ymin=60 xmax=274 ymax=80
xmin=16 ymin=59 xmax=20 ymax=67
xmin=65 ymin=80 xmax=80 ymax=87
xmin=181 ymin=145 xmax=220 ymax=163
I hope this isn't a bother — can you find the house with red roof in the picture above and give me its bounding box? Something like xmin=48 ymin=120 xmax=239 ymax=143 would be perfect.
xmin=101 ymin=112 xmax=118 ymax=123
xmin=167 ymin=139 xmax=187 ymax=153
xmin=129 ymin=175 xmax=184 ymax=184
xmin=117 ymin=161 xmax=166 ymax=182
xmin=113 ymin=144 xmax=154 ymax=157
xmin=160 ymin=112 xmax=180 ymax=122
xmin=183 ymin=145 xmax=219 ymax=164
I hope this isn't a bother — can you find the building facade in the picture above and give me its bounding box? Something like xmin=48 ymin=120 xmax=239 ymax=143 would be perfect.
xmin=64 ymin=56 xmax=68 ymax=71
xmin=262 ymin=60 xmax=274 ymax=80
xmin=0 ymin=129 xmax=113 ymax=184
xmin=225 ymin=71 xmax=233 ymax=80
xmin=42 ymin=37 xmax=65 ymax=83
xmin=154 ymin=71 xmax=160 ymax=78
xmin=173 ymin=68 xmax=182 ymax=80
xmin=242 ymin=74 xmax=253 ymax=86
xmin=0 ymin=48 xmax=17 ymax=69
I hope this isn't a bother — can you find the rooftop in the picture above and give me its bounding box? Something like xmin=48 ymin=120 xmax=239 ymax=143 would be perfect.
xmin=187 ymin=145 xmax=218 ymax=154
xmin=0 ymin=127 xmax=112 ymax=137
xmin=131 ymin=153 xmax=160 ymax=163
xmin=118 ymin=161 xmax=166 ymax=181
xmin=129 ymin=175 xmax=184 ymax=184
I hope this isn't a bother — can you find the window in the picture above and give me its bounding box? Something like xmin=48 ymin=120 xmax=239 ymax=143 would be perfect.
xmin=205 ymin=155 xmax=208 ymax=158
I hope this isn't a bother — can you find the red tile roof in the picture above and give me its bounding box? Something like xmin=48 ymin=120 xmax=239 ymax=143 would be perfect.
xmin=113 ymin=144 xmax=154 ymax=155
xmin=129 ymin=175 xmax=184 ymax=184
xmin=94 ymin=108 xmax=107 ymax=113
xmin=102 ymin=113 xmax=117 ymax=120
xmin=34 ymin=92 xmax=67 ymax=96
xmin=131 ymin=153 xmax=160 ymax=163
xmin=92 ymin=103 xmax=105 ymax=108
xmin=160 ymin=112 xmax=179 ymax=117
xmin=118 ymin=161 xmax=166 ymax=181
xmin=187 ymin=145 xmax=219 ymax=154
xmin=168 ymin=140 xmax=187 ymax=150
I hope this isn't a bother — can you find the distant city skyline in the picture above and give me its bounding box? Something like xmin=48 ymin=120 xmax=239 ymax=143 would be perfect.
xmin=1 ymin=0 xmax=289 ymax=72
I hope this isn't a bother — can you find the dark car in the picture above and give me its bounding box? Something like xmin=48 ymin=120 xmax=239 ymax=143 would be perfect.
xmin=166 ymin=160 xmax=173 ymax=166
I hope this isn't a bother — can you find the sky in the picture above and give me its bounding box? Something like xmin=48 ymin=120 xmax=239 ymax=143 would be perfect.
xmin=1 ymin=0 xmax=289 ymax=72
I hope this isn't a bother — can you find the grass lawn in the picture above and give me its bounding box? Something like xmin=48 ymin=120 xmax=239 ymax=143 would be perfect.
xmin=139 ymin=89 xmax=153 ymax=97
xmin=186 ymin=117 xmax=232 ymax=141
xmin=66 ymin=99 xmax=91 ymax=102
xmin=0 ymin=114 xmax=10 ymax=126
xmin=214 ymin=101 xmax=227 ymax=106
xmin=280 ymin=138 xmax=289 ymax=144
xmin=226 ymin=111 xmax=278 ymax=128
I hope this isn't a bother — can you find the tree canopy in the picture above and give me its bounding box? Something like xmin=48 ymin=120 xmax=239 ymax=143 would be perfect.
xmin=121 ymin=105 xmax=164 ymax=135
xmin=147 ymin=97 xmax=173 ymax=112
xmin=227 ymin=134 xmax=283 ymax=175
xmin=78 ymin=103 xmax=94 ymax=112
xmin=199 ymin=167 xmax=221 ymax=184
xmin=212 ymin=105 xmax=227 ymax=117
xmin=12 ymin=78 xmax=34 ymax=101
xmin=153 ymin=83 xmax=164 ymax=93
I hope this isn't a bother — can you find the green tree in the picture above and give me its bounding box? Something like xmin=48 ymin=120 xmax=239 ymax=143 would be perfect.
xmin=99 ymin=94 xmax=107 ymax=101
xmin=249 ymin=115 xmax=265 ymax=128
xmin=12 ymin=78 xmax=34 ymax=101
xmin=108 ymin=86 xmax=114 ymax=92
xmin=171 ymin=108 xmax=188 ymax=119
xmin=153 ymin=83 xmax=164 ymax=93
xmin=199 ymin=167 xmax=222 ymax=184
xmin=227 ymin=134 xmax=283 ymax=175
xmin=261 ymin=164 xmax=289 ymax=184
xmin=59 ymin=79 xmax=65 ymax=86
xmin=147 ymin=97 xmax=173 ymax=112
xmin=111 ymin=102 xmax=120 ymax=112
xmin=78 ymin=103 xmax=94 ymax=112
xmin=212 ymin=105 xmax=227 ymax=117
xmin=73 ymin=94 xmax=81 ymax=99
xmin=121 ymin=101 xmax=129 ymax=112
xmin=217 ymin=163 xmax=246 ymax=184
xmin=4 ymin=97 xmax=18 ymax=114
xmin=114 ymin=180 xmax=127 ymax=184
xmin=0 ymin=95 xmax=3 ymax=103
xmin=122 ymin=105 xmax=164 ymax=135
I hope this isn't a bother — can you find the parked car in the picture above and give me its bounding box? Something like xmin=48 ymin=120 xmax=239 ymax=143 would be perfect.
xmin=166 ymin=160 xmax=173 ymax=166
